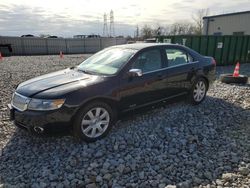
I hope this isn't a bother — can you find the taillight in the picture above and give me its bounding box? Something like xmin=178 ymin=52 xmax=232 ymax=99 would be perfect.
xmin=212 ymin=58 xmax=216 ymax=66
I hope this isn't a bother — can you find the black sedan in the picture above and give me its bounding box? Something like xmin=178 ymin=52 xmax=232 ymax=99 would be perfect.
xmin=9 ymin=43 xmax=216 ymax=142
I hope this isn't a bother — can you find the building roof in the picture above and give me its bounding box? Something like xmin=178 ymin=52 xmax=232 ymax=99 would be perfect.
xmin=203 ymin=10 xmax=250 ymax=19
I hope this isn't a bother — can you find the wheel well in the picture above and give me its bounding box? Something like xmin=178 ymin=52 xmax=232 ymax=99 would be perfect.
xmin=199 ymin=76 xmax=209 ymax=90
xmin=86 ymin=98 xmax=118 ymax=110
xmin=70 ymin=98 xmax=118 ymax=126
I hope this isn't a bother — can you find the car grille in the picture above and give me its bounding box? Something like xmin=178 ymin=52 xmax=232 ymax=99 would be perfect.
xmin=12 ymin=92 xmax=30 ymax=111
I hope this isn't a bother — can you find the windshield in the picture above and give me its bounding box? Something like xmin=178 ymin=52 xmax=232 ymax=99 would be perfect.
xmin=78 ymin=47 xmax=137 ymax=75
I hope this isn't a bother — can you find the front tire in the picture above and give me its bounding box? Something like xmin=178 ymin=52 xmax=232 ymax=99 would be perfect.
xmin=73 ymin=101 xmax=116 ymax=142
xmin=189 ymin=78 xmax=208 ymax=105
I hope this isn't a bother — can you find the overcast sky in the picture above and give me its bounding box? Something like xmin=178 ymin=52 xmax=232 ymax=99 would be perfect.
xmin=0 ymin=0 xmax=250 ymax=37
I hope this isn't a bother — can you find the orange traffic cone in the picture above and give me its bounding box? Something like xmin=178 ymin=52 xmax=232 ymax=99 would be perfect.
xmin=233 ymin=62 xmax=240 ymax=77
xmin=60 ymin=51 xmax=64 ymax=59
xmin=0 ymin=52 xmax=3 ymax=60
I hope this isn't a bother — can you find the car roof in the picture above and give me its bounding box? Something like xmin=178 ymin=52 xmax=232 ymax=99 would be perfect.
xmin=115 ymin=43 xmax=184 ymax=50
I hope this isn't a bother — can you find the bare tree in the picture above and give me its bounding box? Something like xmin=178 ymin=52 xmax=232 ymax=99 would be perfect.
xmin=141 ymin=25 xmax=153 ymax=39
xmin=192 ymin=9 xmax=209 ymax=35
xmin=140 ymin=24 xmax=171 ymax=38
xmin=170 ymin=21 xmax=196 ymax=35
xmin=150 ymin=24 xmax=171 ymax=36
xmin=161 ymin=25 xmax=171 ymax=36
xmin=152 ymin=25 xmax=166 ymax=36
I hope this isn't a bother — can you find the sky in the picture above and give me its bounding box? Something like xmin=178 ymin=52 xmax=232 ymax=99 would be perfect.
xmin=0 ymin=0 xmax=250 ymax=37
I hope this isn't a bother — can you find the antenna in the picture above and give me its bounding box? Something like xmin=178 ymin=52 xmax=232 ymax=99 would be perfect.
xmin=109 ymin=10 xmax=115 ymax=37
xmin=103 ymin=13 xmax=108 ymax=37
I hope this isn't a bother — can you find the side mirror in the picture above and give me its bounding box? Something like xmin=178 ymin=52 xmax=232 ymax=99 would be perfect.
xmin=128 ymin=69 xmax=142 ymax=77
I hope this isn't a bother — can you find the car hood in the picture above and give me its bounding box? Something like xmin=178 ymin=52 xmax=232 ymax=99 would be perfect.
xmin=16 ymin=68 xmax=100 ymax=97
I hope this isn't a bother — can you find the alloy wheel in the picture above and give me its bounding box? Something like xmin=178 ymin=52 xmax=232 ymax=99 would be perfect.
xmin=81 ymin=107 xmax=110 ymax=138
xmin=193 ymin=81 xmax=206 ymax=102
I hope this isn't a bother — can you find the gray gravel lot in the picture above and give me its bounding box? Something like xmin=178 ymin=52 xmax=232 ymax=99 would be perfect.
xmin=0 ymin=55 xmax=250 ymax=188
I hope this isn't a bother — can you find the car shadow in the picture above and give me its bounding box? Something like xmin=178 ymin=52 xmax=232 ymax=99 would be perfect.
xmin=0 ymin=95 xmax=249 ymax=187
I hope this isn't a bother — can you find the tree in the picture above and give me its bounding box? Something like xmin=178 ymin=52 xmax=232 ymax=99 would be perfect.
xmin=153 ymin=26 xmax=164 ymax=36
xmin=192 ymin=9 xmax=209 ymax=35
xmin=170 ymin=21 xmax=196 ymax=35
xmin=141 ymin=25 xmax=153 ymax=39
xmin=161 ymin=25 xmax=171 ymax=36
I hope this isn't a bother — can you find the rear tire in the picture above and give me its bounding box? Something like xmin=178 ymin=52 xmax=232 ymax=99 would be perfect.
xmin=73 ymin=101 xmax=116 ymax=142
xmin=189 ymin=78 xmax=208 ymax=105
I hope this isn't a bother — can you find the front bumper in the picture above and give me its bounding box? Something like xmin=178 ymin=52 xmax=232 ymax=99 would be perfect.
xmin=8 ymin=104 xmax=76 ymax=134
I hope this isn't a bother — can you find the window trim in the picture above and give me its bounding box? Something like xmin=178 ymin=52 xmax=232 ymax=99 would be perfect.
xmin=142 ymin=61 xmax=199 ymax=75
xmin=164 ymin=47 xmax=195 ymax=68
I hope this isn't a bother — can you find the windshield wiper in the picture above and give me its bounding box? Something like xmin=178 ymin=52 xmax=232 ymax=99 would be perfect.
xmin=77 ymin=68 xmax=96 ymax=75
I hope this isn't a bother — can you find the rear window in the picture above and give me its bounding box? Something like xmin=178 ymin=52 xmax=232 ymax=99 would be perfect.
xmin=166 ymin=48 xmax=194 ymax=67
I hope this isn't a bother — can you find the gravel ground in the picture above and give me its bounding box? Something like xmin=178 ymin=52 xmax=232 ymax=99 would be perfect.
xmin=0 ymin=55 xmax=250 ymax=188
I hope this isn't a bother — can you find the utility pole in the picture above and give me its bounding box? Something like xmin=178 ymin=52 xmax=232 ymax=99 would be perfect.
xmin=109 ymin=10 xmax=115 ymax=37
xmin=103 ymin=13 xmax=108 ymax=37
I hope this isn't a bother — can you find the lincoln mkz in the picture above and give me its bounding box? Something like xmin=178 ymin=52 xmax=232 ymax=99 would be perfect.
xmin=9 ymin=43 xmax=216 ymax=142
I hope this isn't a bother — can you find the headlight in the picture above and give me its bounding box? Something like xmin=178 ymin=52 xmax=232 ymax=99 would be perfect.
xmin=28 ymin=98 xmax=65 ymax=111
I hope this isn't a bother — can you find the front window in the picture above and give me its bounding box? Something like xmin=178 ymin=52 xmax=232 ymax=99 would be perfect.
xmin=78 ymin=47 xmax=137 ymax=75
xmin=132 ymin=49 xmax=162 ymax=73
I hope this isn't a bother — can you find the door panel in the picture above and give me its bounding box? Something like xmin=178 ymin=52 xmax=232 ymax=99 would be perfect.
xmin=118 ymin=72 xmax=166 ymax=110
xmin=118 ymin=48 xmax=166 ymax=110
xmin=162 ymin=47 xmax=199 ymax=97
xmin=163 ymin=62 xmax=199 ymax=97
